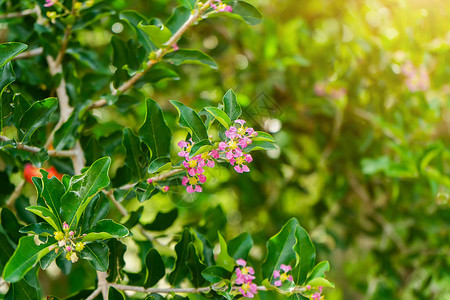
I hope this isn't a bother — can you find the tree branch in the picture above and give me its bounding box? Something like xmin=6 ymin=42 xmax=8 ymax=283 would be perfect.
xmin=6 ymin=180 xmax=25 ymax=211
xmin=97 ymin=271 xmax=109 ymax=300
xmin=87 ymin=0 xmax=215 ymax=110
xmin=85 ymin=287 xmax=102 ymax=300
xmin=14 ymin=47 xmax=44 ymax=60
xmin=0 ymin=135 xmax=77 ymax=157
xmin=0 ymin=7 xmax=38 ymax=20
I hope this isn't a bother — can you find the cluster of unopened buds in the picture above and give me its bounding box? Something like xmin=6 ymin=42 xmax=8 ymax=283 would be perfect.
xmin=198 ymin=0 xmax=233 ymax=13
xmin=235 ymin=259 xmax=258 ymax=298
xmin=50 ymin=222 xmax=86 ymax=263
xmin=45 ymin=0 xmax=94 ymax=23
xmin=177 ymin=119 xmax=257 ymax=193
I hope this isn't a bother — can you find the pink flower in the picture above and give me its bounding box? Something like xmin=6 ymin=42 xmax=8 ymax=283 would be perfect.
xmin=235 ymin=259 xmax=255 ymax=284
xmin=239 ymin=282 xmax=257 ymax=298
xmin=162 ymin=186 xmax=169 ymax=192
xmin=69 ymin=231 xmax=75 ymax=237
xmin=63 ymin=222 xmax=69 ymax=231
xmin=272 ymin=264 xmax=294 ymax=287
xmin=44 ymin=0 xmax=57 ymax=7
xmin=147 ymin=178 xmax=153 ymax=184
xmin=236 ymin=258 xmax=247 ymax=266
xmin=65 ymin=246 xmax=72 ymax=252
xmin=280 ymin=264 xmax=292 ymax=272
xmin=172 ymin=43 xmax=179 ymax=51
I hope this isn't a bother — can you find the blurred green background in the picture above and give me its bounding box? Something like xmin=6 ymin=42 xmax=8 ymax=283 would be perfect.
xmin=1 ymin=0 xmax=449 ymax=299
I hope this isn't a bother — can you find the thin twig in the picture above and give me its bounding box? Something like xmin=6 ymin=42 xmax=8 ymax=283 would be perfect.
xmin=97 ymin=271 xmax=109 ymax=300
xmin=0 ymin=135 xmax=77 ymax=157
xmin=87 ymin=0 xmax=214 ymax=110
xmin=6 ymin=180 xmax=25 ymax=211
xmin=0 ymin=7 xmax=38 ymax=20
xmin=14 ymin=47 xmax=44 ymax=60
xmin=110 ymin=284 xmax=212 ymax=293
xmin=85 ymin=287 xmax=102 ymax=300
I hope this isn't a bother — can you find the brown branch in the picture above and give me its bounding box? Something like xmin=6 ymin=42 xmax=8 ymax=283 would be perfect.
xmin=97 ymin=271 xmax=109 ymax=300
xmin=0 ymin=7 xmax=38 ymax=20
xmin=85 ymin=287 xmax=102 ymax=300
xmin=6 ymin=180 xmax=25 ymax=211
xmin=0 ymin=135 xmax=77 ymax=157
xmin=14 ymin=47 xmax=43 ymax=60
xmin=87 ymin=0 xmax=215 ymax=110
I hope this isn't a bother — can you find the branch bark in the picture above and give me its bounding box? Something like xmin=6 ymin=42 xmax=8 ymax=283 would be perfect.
xmin=14 ymin=47 xmax=44 ymax=60
xmin=0 ymin=7 xmax=38 ymax=20
xmin=87 ymin=0 xmax=214 ymax=110
xmin=0 ymin=135 xmax=77 ymax=157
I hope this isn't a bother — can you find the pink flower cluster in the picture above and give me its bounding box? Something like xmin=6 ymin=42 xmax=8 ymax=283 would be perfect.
xmin=235 ymin=259 xmax=258 ymax=298
xmin=401 ymin=61 xmax=430 ymax=92
xmin=44 ymin=0 xmax=58 ymax=7
xmin=177 ymin=119 xmax=258 ymax=193
xmin=311 ymin=286 xmax=324 ymax=300
xmin=218 ymin=119 xmax=257 ymax=173
xmin=178 ymin=139 xmax=219 ymax=193
xmin=273 ymin=264 xmax=294 ymax=286
xmin=211 ymin=0 xmax=233 ymax=12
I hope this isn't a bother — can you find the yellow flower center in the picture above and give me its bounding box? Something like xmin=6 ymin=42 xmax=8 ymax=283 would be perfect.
xmin=186 ymin=144 xmax=192 ymax=152
xmin=242 ymin=283 xmax=250 ymax=291
xmin=228 ymin=140 xmax=238 ymax=150
xmin=238 ymin=127 xmax=246 ymax=135
xmin=54 ymin=231 xmax=64 ymax=241
xmin=241 ymin=267 xmax=249 ymax=275
xmin=280 ymin=273 xmax=289 ymax=282
xmin=188 ymin=160 xmax=197 ymax=168
xmin=189 ymin=177 xmax=198 ymax=185
xmin=201 ymin=152 xmax=209 ymax=160
xmin=236 ymin=157 xmax=245 ymax=165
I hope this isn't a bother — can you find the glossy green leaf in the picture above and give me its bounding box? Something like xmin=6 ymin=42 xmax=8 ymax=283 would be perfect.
xmin=170 ymin=100 xmax=209 ymax=142
xmin=19 ymin=223 xmax=54 ymax=237
xmin=12 ymin=94 xmax=31 ymax=129
xmin=40 ymin=251 xmax=59 ymax=270
xmin=307 ymin=277 xmax=335 ymax=288
xmin=60 ymin=157 xmax=111 ymax=229
xmin=135 ymin=182 xmax=156 ymax=203
xmin=227 ymin=232 xmax=253 ymax=260
xmin=1 ymin=208 xmax=25 ymax=244
xmin=164 ymin=50 xmax=218 ymax=69
xmin=293 ymin=225 xmax=316 ymax=285
xmin=168 ymin=228 xmax=191 ymax=285
xmin=53 ymin=109 xmax=81 ymax=150
xmin=123 ymin=206 xmax=144 ymax=229
xmin=139 ymin=98 xmax=172 ymax=161
xmin=123 ymin=127 xmax=149 ymax=181
xmin=25 ymin=206 xmax=60 ymax=231
xmin=142 ymin=208 xmax=178 ymax=231
xmin=222 ymin=89 xmax=242 ymax=121
xmin=189 ymin=139 xmax=214 ymax=158
xmin=137 ymin=22 xmax=172 ymax=48
xmin=253 ymin=131 xmax=275 ymax=143
xmin=119 ymin=11 xmax=156 ymax=52
xmin=82 ymin=219 xmax=130 ymax=242
xmin=228 ymin=1 xmax=263 ymax=25
xmin=80 ymin=192 xmax=110 ymax=232
xmin=186 ymin=243 xmax=207 ymax=288
xmin=244 ymin=141 xmax=277 ymax=152
xmin=167 ymin=6 xmax=191 ymax=33
xmin=261 ymin=218 xmax=299 ymax=278
xmin=108 ymin=287 xmax=125 ymax=300
xmin=178 ymin=0 xmax=196 ymax=10
xmin=107 ymin=239 xmax=127 ymax=282
xmin=0 ymin=63 xmax=15 ymax=132
xmin=144 ymin=248 xmax=165 ymax=288
xmin=148 ymin=156 xmax=172 ymax=174
xmin=204 ymin=107 xmax=232 ymax=129
xmin=2 ymin=236 xmax=54 ymax=282
xmin=18 ymin=97 xmax=58 ymax=143
xmin=80 ymin=242 xmax=109 ymax=272
xmin=4 ymin=278 xmax=40 ymax=300
xmin=217 ymin=232 xmax=235 ymax=272
xmin=0 ymin=42 xmax=28 ymax=68
xmin=40 ymin=169 xmax=65 ymax=222
xmin=201 ymin=266 xmax=232 ymax=283
xmin=0 ymin=231 xmax=14 ymax=275
xmin=306 ymin=261 xmax=330 ymax=282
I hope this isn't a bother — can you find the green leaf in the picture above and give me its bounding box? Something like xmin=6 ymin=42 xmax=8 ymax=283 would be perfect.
xmin=137 ymin=22 xmax=172 ymax=48
xmin=201 ymin=266 xmax=232 ymax=283
xmin=2 ymin=236 xmax=54 ymax=282
xmin=306 ymin=261 xmax=330 ymax=282
xmin=186 ymin=243 xmax=207 ymax=288
xmin=144 ymin=248 xmax=166 ymax=288
xmin=168 ymin=228 xmax=191 ymax=285
xmin=80 ymin=192 xmax=110 ymax=232
xmin=0 ymin=42 xmax=28 ymax=68
xmin=293 ymin=225 xmax=316 ymax=285
xmin=18 ymin=97 xmax=58 ymax=143
xmin=107 ymin=239 xmax=127 ymax=282
xmin=82 ymin=219 xmax=130 ymax=242
xmin=167 ymin=6 xmax=191 ymax=33
xmin=261 ymin=218 xmax=299 ymax=278
xmin=142 ymin=208 xmax=178 ymax=231
xmin=148 ymin=156 xmax=172 ymax=174
xmin=40 ymin=169 xmax=65 ymax=222
xmin=244 ymin=141 xmax=277 ymax=152
xmin=306 ymin=277 xmax=335 ymax=288
xmin=108 ymin=287 xmax=125 ymax=300
xmin=123 ymin=206 xmax=144 ymax=229
xmin=164 ymin=50 xmax=218 ymax=69
xmin=222 ymin=89 xmax=242 ymax=121
xmin=216 ymin=232 xmax=235 ymax=272
xmin=80 ymin=242 xmax=109 ymax=272
xmin=229 ymin=1 xmax=263 ymax=25
xmin=1 ymin=208 xmax=25 ymax=244
xmin=253 ymin=131 xmax=275 ymax=143
xmin=19 ymin=223 xmax=54 ymax=237
xmin=139 ymin=98 xmax=172 ymax=161
xmin=25 ymin=206 xmax=60 ymax=231
xmin=204 ymin=107 xmax=232 ymax=129
xmin=0 ymin=63 xmax=15 ymax=133
xmin=60 ymin=157 xmax=111 ymax=229
xmin=53 ymin=109 xmax=82 ymax=150
xmin=178 ymin=0 xmax=196 ymax=10
xmin=123 ymin=127 xmax=149 ymax=181
xmin=40 ymin=250 xmax=59 ymax=270
xmin=170 ymin=100 xmax=209 ymax=142
xmin=0 ymin=231 xmax=14 ymax=275
xmin=119 ymin=11 xmax=156 ymax=51
xmin=189 ymin=139 xmax=214 ymax=158
xmin=4 ymin=278 xmax=40 ymax=300
xmin=227 ymin=232 xmax=253 ymax=260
